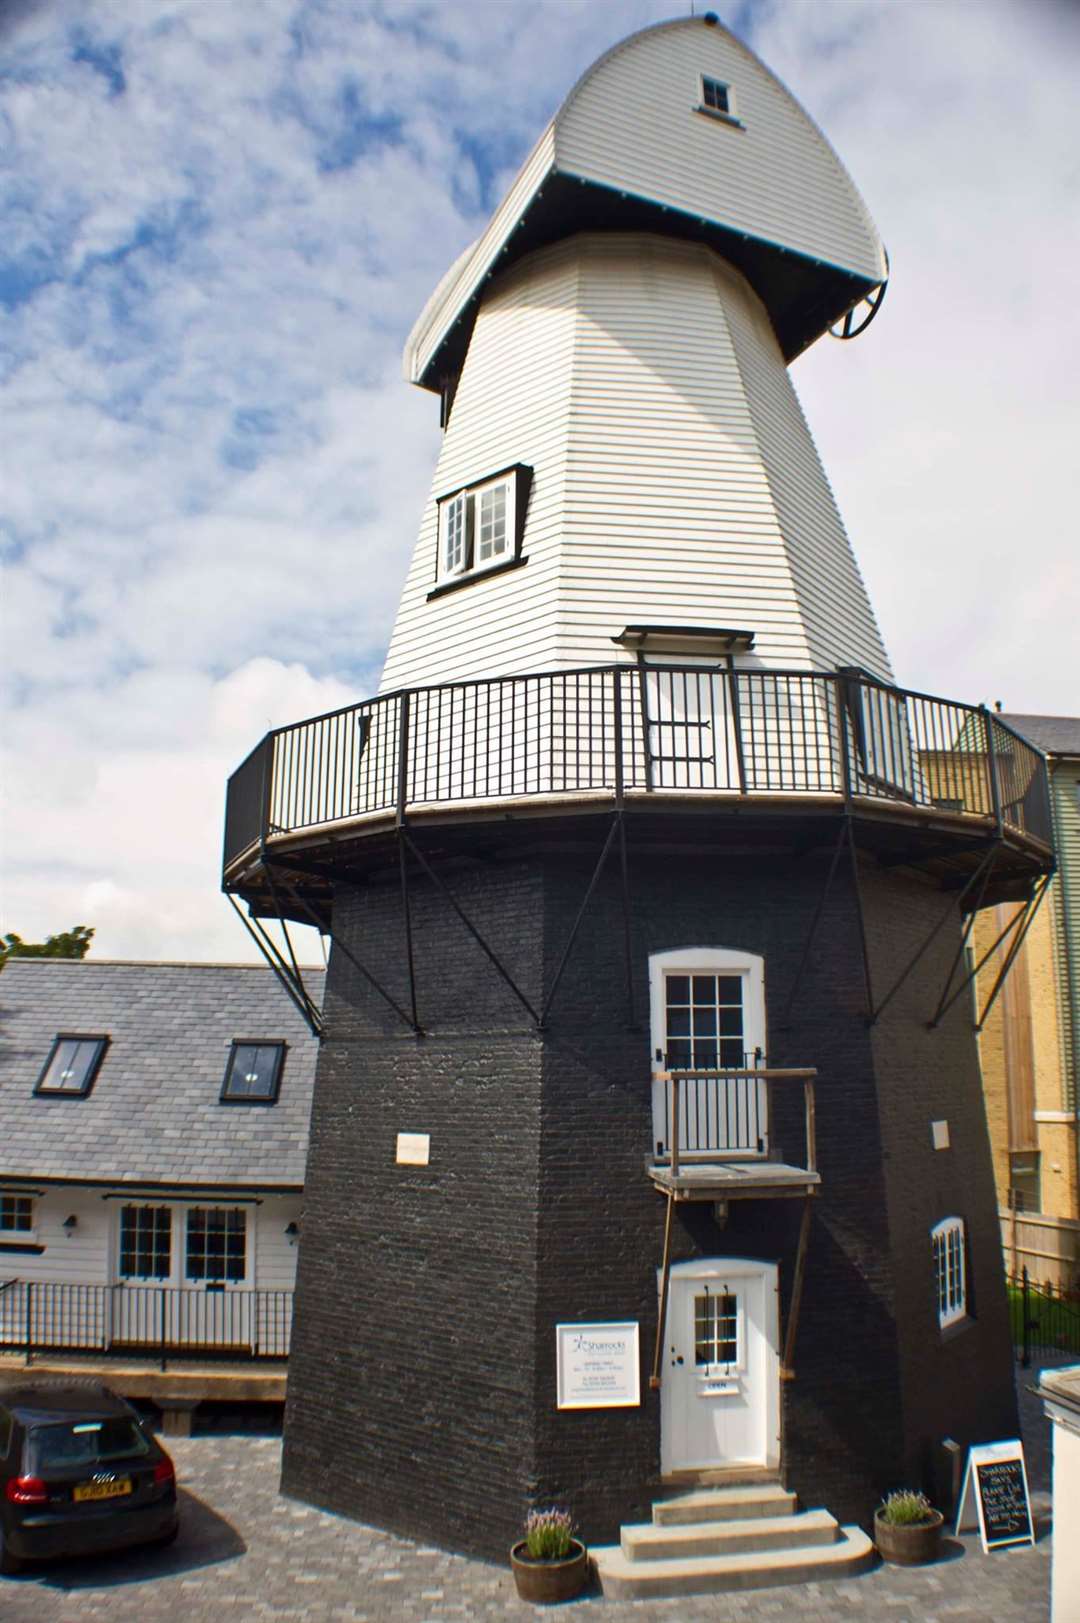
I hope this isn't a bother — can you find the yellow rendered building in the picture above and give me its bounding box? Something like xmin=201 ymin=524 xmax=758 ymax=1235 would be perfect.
xmin=976 ymin=715 xmax=1080 ymax=1287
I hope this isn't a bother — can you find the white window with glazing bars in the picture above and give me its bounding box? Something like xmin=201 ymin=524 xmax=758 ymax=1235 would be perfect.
xmin=932 ymin=1217 xmax=967 ymax=1329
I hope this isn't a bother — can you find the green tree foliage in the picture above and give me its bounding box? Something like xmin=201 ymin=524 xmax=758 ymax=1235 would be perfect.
xmin=0 ymin=925 xmax=94 ymax=967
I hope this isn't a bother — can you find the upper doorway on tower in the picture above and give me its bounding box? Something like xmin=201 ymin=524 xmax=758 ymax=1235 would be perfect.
xmin=405 ymin=14 xmax=888 ymax=393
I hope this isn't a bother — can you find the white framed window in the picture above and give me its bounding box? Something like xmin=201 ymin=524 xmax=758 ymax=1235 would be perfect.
xmin=932 ymin=1217 xmax=967 ymax=1329
xmin=0 ymin=1195 xmax=34 ymax=1235
xmin=443 ymin=491 xmax=467 ymax=575
xmin=697 ymin=75 xmax=742 ymax=127
xmin=694 ymin=1288 xmax=740 ymax=1371
xmin=186 ymin=1206 xmax=247 ymax=1285
xmin=702 ymin=75 xmax=730 ymax=114
xmin=433 ymin=463 xmax=532 ymax=591
xmin=476 ymin=481 xmax=507 ymax=562
xmin=649 ymin=947 xmax=765 ymax=1073
xmin=842 ymin=670 xmax=918 ymax=801
xmin=119 ymin=1204 xmax=172 ymax=1281
xmin=648 ymin=948 xmax=767 ymax=1160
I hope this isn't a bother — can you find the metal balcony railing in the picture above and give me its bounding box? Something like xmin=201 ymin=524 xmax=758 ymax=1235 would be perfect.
xmin=223 ymin=666 xmax=1053 ymax=871
xmin=0 ymin=1280 xmax=293 ymax=1369
xmin=651 ymin=1067 xmax=818 ymax=1176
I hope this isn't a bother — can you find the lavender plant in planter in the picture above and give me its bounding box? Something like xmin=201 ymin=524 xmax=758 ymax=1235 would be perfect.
xmin=873 ymin=1490 xmax=944 ymax=1565
xmin=510 ymin=1508 xmax=589 ymax=1603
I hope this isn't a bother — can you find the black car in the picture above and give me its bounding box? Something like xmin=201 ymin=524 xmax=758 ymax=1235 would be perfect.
xmin=0 ymin=1381 xmax=178 ymax=1574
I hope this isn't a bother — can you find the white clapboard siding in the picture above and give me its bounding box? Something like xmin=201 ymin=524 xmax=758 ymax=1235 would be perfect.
xmin=381 ymin=247 xmax=579 ymax=693
xmin=0 ymin=1189 xmax=299 ymax=1357
xmin=717 ymin=254 xmax=892 ymax=677
xmin=0 ymin=1190 xmax=109 ymax=1288
xmin=555 ymin=20 xmax=885 ymax=283
xmin=0 ymin=1190 xmax=300 ymax=1293
xmin=381 ymin=235 xmax=891 ymax=692
xmin=253 ymin=1195 xmax=302 ymax=1292
xmin=405 ymin=18 xmax=884 ymax=386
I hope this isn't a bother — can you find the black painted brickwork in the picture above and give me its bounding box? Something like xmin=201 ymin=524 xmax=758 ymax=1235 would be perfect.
xmin=282 ymin=832 xmax=1016 ymax=1559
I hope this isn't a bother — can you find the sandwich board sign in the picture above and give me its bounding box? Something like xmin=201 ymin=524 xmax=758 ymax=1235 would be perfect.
xmin=955 ymin=1440 xmax=1034 ymax=1552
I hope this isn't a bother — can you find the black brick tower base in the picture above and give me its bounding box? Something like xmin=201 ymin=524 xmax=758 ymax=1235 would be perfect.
xmin=281 ymin=826 xmax=1016 ymax=1560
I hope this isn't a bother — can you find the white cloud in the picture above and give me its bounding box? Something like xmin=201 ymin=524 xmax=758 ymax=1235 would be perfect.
xmin=2 ymin=0 xmax=1077 ymax=962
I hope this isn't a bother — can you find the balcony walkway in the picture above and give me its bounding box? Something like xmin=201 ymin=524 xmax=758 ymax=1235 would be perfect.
xmin=224 ymin=665 xmax=1053 ymax=922
xmin=648 ymin=1160 xmax=821 ymax=1201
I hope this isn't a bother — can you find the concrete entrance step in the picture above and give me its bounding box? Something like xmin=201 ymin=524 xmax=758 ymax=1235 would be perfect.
xmin=653 ymin=1483 xmax=797 ymax=1524
xmin=593 ymin=1522 xmax=875 ymax=1600
xmin=624 ymin=1506 xmax=839 ymax=1562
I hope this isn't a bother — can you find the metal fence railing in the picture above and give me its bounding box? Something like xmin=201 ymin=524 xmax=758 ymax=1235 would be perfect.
xmin=1010 ymin=1267 xmax=1080 ymax=1366
xmin=651 ymin=1067 xmax=818 ymax=1176
xmin=223 ymin=666 xmax=1053 ymax=871
xmin=0 ymin=1281 xmax=292 ymax=1370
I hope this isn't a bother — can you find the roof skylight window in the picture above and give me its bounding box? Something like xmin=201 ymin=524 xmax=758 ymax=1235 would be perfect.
xmin=221 ymin=1040 xmax=286 ymax=1104
xmin=34 ymin=1035 xmax=109 ymax=1098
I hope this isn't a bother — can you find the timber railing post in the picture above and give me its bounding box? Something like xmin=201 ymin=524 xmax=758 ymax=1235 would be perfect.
xmin=159 ymin=1288 xmax=167 ymax=1373
xmin=24 ymin=1280 xmax=33 ymax=1367
xmin=650 ymin=1191 xmax=676 ymax=1391
xmin=670 ymin=1075 xmax=681 ymax=1178
xmin=804 ymin=1077 xmax=817 ymax=1174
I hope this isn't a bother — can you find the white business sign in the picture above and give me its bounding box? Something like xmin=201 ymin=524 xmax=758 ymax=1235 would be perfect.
xmin=556 ymin=1321 xmax=641 ymax=1410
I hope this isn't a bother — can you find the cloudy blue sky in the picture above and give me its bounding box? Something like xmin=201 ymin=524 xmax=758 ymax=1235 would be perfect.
xmin=2 ymin=0 xmax=1078 ymax=963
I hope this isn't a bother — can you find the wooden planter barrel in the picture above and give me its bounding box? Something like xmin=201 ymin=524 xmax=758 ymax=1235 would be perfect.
xmin=510 ymin=1538 xmax=589 ymax=1602
xmin=873 ymin=1507 xmax=944 ymax=1565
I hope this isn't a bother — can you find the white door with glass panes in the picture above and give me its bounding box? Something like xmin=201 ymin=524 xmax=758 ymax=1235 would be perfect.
xmin=649 ymin=948 xmax=767 ymax=1161
xmin=660 ymin=1259 xmax=779 ymax=1474
xmin=183 ymin=1206 xmax=254 ymax=1352
xmin=112 ymin=1202 xmax=253 ymax=1353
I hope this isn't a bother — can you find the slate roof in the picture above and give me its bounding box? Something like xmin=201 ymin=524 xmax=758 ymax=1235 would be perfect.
xmin=1000 ymin=714 xmax=1080 ymax=758
xmin=0 ymin=960 xmax=324 ymax=1190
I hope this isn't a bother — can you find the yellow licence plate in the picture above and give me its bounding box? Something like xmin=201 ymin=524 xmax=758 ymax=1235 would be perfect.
xmin=73 ymin=1477 xmax=132 ymax=1503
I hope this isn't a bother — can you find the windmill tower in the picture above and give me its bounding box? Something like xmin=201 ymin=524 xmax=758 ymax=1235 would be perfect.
xmin=223 ymin=15 xmax=1053 ymax=1586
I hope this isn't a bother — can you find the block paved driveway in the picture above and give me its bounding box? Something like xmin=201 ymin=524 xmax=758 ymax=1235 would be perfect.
xmin=0 ymin=1361 xmax=1061 ymax=1623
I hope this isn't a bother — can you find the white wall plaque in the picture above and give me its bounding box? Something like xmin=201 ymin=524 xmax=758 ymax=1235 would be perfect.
xmin=556 ymin=1321 xmax=640 ymax=1410
xmin=396 ymin=1132 xmax=430 ymax=1166
xmin=931 ymin=1119 xmax=950 ymax=1150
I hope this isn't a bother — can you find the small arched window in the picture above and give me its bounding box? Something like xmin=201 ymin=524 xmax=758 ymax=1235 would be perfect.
xmin=931 ymin=1217 xmax=967 ymax=1329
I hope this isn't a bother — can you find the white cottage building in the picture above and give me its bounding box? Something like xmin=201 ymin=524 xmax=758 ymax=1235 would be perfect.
xmin=224 ymin=15 xmax=1053 ymax=1597
xmin=0 ymin=959 xmax=322 ymax=1391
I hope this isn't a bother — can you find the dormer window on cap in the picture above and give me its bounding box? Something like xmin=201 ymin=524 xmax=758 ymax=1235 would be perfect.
xmin=430 ymin=464 xmax=533 ymax=599
xmin=698 ymin=75 xmax=742 ymax=127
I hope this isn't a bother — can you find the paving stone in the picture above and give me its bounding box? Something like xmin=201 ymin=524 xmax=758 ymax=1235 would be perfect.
xmin=0 ymin=1360 xmax=1062 ymax=1620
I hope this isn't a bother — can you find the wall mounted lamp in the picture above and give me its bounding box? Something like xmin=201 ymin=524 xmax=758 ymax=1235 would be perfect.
xmin=284 ymin=1221 xmax=299 ymax=1243
xmin=62 ymin=1214 xmax=78 ymax=1234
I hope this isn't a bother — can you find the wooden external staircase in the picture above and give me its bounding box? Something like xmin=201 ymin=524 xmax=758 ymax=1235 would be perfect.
xmin=591 ymin=1482 xmax=874 ymax=1601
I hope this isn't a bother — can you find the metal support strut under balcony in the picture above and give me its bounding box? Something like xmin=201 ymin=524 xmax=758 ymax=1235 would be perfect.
xmin=648 ymin=1069 xmax=818 ymax=1387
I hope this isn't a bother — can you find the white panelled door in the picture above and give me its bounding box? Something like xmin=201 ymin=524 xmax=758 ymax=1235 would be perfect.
xmin=660 ymin=1259 xmax=779 ymax=1475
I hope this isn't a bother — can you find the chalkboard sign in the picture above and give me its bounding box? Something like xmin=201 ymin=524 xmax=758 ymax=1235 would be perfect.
xmin=956 ymin=1440 xmax=1034 ymax=1553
